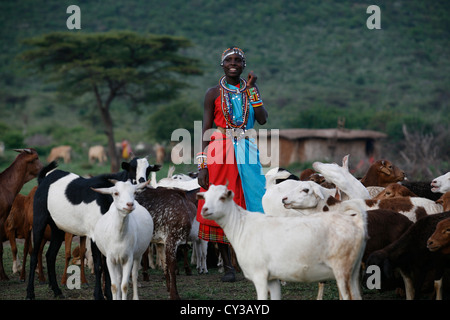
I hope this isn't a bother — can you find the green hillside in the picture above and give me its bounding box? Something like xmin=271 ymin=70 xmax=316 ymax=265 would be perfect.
xmin=0 ymin=0 xmax=449 ymax=177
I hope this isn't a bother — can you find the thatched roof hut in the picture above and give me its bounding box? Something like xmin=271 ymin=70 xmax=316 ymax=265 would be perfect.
xmin=257 ymin=128 xmax=387 ymax=167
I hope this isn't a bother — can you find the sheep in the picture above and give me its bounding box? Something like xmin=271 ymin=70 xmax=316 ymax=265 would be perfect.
xmin=427 ymin=217 xmax=450 ymax=254
xmin=26 ymin=158 xmax=157 ymax=300
xmin=197 ymin=184 xmax=368 ymax=300
xmin=431 ymin=172 xmax=450 ymax=194
xmin=365 ymin=212 xmax=450 ymax=300
xmin=92 ymin=180 xmax=154 ymax=300
xmin=359 ymin=159 xmax=406 ymax=187
xmin=312 ymin=155 xmax=371 ymax=200
xmin=372 ymin=183 xmax=418 ymax=200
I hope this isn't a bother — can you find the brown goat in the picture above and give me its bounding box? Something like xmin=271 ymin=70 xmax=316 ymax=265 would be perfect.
xmin=6 ymin=186 xmax=87 ymax=285
xmin=427 ymin=217 xmax=450 ymax=255
xmin=364 ymin=209 xmax=414 ymax=262
xmin=0 ymin=149 xmax=43 ymax=280
xmin=373 ymin=183 xmax=418 ymax=200
xmin=299 ymin=168 xmax=316 ymax=181
xmin=47 ymin=145 xmax=72 ymax=164
xmin=360 ymin=159 xmax=405 ymax=187
xmin=365 ymin=211 xmax=450 ymax=299
xmin=436 ymin=192 xmax=450 ymax=212
xmin=5 ymin=186 xmax=50 ymax=282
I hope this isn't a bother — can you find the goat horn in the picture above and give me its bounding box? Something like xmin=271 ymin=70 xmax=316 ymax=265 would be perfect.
xmin=14 ymin=148 xmax=32 ymax=154
xmin=108 ymin=179 xmax=119 ymax=185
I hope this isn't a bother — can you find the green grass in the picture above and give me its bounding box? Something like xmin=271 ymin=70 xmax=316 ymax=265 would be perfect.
xmin=0 ymin=241 xmax=406 ymax=301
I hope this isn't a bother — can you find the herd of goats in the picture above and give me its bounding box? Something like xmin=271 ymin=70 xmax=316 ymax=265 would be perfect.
xmin=0 ymin=148 xmax=449 ymax=300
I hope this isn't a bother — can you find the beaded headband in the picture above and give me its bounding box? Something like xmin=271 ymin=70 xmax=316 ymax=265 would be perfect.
xmin=220 ymin=47 xmax=246 ymax=67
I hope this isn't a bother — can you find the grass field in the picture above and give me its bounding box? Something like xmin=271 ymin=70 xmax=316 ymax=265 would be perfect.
xmin=0 ymin=240 xmax=405 ymax=301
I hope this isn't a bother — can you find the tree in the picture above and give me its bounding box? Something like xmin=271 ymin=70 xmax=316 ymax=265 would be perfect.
xmin=19 ymin=31 xmax=202 ymax=171
xmin=147 ymin=100 xmax=202 ymax=143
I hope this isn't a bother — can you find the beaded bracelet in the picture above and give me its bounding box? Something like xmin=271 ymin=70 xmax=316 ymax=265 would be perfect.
xmin=196 ymin=152 xmax=207 ymax=170
xmin=246 ymin=87 xmax=263 ymax=108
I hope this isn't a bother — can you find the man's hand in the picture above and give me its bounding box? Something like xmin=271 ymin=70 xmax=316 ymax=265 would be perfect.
xmin=247 ymin=71 xmax=257 ymax=87
xmin=197 ymin=168 xmax=209 ymax=190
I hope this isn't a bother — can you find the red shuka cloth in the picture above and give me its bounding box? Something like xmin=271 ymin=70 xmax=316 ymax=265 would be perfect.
xmin=196 ymin=95 xmax=246 ymax=241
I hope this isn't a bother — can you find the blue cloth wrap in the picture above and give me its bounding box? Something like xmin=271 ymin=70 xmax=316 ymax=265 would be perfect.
xmin=225 ymin=84 xmax=266 ymax=213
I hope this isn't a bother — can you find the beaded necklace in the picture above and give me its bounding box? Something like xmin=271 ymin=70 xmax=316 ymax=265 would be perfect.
xmin=219 ymin=76 xmax=249 ymax=130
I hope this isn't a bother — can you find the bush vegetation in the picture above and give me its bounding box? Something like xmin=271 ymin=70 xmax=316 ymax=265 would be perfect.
xmin=0 ymin=0 xmax=448 ymax=179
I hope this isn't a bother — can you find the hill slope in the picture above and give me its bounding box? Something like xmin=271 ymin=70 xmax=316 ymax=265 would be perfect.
xmin=0 ymin=0 xmax=448 ymax=175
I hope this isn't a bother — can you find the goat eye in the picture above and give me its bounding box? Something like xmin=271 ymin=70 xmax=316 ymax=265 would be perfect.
xmin=302 ymin=188 xmax=309 ymax=193
xmin=219 ymin=196 xmax=226 ymax=201
xmin=114 ymin=192 xmax=119 ymax=196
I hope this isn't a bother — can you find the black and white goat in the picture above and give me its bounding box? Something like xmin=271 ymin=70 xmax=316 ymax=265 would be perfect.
xmin=25 ymin=158 xmax=159 ymax=300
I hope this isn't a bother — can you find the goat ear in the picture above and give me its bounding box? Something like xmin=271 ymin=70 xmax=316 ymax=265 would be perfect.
xmin=342 ymin=154 xmax=349 ymax=170
xmin=121 ymin=162 xmax=130 ymax=171
xmin=226 ymin=190 xmax=234 ymax=200
xmin=312 ymin=184 xmax=325 ymax=200
xmin=196 ymin=192 xmax=205 ymax=200
xmin=91 ymin=187 xmax=113 ymax=195
xmin=380 ymin=167 xmax=391 ymax=175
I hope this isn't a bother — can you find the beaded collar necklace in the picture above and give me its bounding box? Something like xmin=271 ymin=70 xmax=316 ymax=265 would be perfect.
xmin=219 ymin=76 xmax=249 ymax=130
xmin=219 ymin=75 xmax=247 ymax=93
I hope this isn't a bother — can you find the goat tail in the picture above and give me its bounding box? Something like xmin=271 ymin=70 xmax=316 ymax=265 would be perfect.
xmin=37 ymin=161 xmax=58 ymax=184
xmin=264 ymin=167 xmax=292 ymax=188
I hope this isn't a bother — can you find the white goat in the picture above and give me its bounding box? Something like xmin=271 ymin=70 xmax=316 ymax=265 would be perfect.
xmin=431 ymin=172 xmax=450 ymax=193
xmin=313 ymin=155 xmax=371 ymax=200
xmin=92 ymin=180 xmax=154 ymax=300
xmin=189 ymin=218 xmax=208 ymax=274
xmin=197 ymin=184 xmax=367 ymax=300
xmin=263 ymin=168 xmax=334 ymax=217
xmin=150 ymin=166 xmax=200 ymax=191
xmin=283 ymin=187 xmax=443 ymax=223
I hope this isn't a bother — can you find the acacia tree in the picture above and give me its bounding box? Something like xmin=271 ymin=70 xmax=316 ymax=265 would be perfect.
xmin=19 ymin=31 xmax=202 ymax=171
